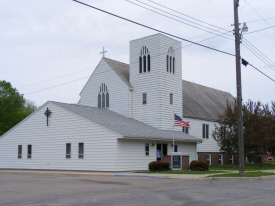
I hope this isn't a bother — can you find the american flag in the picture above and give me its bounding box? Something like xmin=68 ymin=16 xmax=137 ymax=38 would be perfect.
xmin=174 ymin=114 xmax=190 ymax=128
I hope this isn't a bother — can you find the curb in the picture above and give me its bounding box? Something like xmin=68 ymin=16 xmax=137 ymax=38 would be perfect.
xmin=114 ymin=174 xmax=167 ymax=178
xmin=210 ymin=175 xmax=275 ymax=180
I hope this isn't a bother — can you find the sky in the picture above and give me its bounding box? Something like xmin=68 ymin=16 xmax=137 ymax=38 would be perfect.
xmin=1 ymin=0 xmax=275 ymax=107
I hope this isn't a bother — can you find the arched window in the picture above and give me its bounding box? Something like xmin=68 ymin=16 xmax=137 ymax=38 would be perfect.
xmin=148 ymin=54 xmax=150 ymax=72
xmin=170 ymin=56 xmax=172 ymax=73
xmin=139 ymin=46 xmax=150 ymax=73
xmin=98 ymin=83 xmax=109 ymax=108
xmin=102 ymin=93 xmax=105 ymax=108
xmin=173 ymin=57 xmax=175 ymax=73
xmin=166 ymin=47 xmax=175 ymax=74
xmin=139 ymin=56 xmax=142 ymax=73
xmin=98 ymin=94 xmax=101 ymax=108
xmin=143 ymin=55 xmax=146 ymax=72
xmin=106 ymin=92 xmax=109 ymax=108
xmin=166 ymin=55 xmax=169 ymax=72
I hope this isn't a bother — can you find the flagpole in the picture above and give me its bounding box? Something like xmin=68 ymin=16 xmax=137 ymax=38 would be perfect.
xmin=173 ymin=111 xmax=175 ymax=152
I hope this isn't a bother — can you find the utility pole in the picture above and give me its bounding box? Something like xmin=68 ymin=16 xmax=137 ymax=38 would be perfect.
xmin=233 ymin=0 xmax=245 ymax=176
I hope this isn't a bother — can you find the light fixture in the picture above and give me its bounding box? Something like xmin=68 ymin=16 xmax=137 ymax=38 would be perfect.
xmin=242 ymin=22 xmax=248 ymax=33
xmin=152 ymin=143 xmax=155 ymax=147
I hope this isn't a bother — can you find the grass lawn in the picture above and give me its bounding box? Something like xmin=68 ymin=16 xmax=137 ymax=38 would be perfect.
xmin=209 ymin=163 xmax=275 ymax=171
xmin=207 ymin=172 xmax=275 ymax=178
xmin=135 ymin=170 xmax=229 ymax=175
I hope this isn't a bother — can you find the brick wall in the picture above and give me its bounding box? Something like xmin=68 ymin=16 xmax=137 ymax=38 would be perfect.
xmin=264 ymin=154 xmax=275 ymax=162
xmin=163 ymin=155 xmax=189 ymax=170
xmin=198 ymin=152 xmax=238 ymax=165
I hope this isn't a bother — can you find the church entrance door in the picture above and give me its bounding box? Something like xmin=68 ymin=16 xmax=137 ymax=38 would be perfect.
xmin=157 ymin=143 xmax=168 ymax=161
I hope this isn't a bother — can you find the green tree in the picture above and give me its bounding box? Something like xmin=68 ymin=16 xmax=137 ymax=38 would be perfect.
xmin=0 ymin=80 xmax=36 ymax=136
xmin=212 ymin=100 xmax=275 ymax=162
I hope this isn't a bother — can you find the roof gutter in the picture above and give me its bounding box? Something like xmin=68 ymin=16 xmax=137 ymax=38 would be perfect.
xmin=120 ymin=136 xmax=203 ymax=143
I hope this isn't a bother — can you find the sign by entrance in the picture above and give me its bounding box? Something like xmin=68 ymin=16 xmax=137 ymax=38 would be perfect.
xmin=156 ymin=150 xmax=161 ymax=159
xmin=171 ymin=152 xmax=182 ymax=170
xmin=172 ymin=155 xmax=181 ymax=168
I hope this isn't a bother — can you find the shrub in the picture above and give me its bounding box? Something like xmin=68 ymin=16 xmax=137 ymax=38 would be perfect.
xmin=190 ymin=160 xmax=209 ymax=171
xmin=148 ymin=161 xmax=170 ymax=171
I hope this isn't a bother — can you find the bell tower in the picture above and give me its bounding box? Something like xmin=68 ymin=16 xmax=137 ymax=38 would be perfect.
xmin=129 ymin=33 xmax=182 ymax=131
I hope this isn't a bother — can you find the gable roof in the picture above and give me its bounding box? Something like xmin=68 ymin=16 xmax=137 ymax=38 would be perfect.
xmin=52 ymin=101 xmax=201 ymax=143
xmin=182 ymin=80 xmax=235 ymax=121
xmin=104 ymin=58 xmax=132 ymax=88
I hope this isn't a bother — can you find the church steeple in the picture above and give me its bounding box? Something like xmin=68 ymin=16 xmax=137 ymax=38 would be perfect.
xmin=129 ymin=33 xmax=182 ymax=131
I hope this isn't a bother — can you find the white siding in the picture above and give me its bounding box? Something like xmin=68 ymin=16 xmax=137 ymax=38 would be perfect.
xmin=117 ymin=139 xmax=156 ymax=171
xmin=130 ymin=34 xmax=182 ymax=131
xmin=183 ymin=117 xmax=220 ymax=152
xmin=78 ymin=59 xmax=130 ymax=117
xmin=117 ymin=139 xmax=197 ymax=171
xmin=0 ymin=102 xmax=120 ymax=171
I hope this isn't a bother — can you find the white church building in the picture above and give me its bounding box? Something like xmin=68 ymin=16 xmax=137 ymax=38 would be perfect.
xmin=0 ymin=34 xmax=234 ymax=171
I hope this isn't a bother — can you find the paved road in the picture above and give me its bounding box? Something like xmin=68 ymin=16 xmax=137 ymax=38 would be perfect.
xmin=0 ymin=172 xmax=275 ymax=206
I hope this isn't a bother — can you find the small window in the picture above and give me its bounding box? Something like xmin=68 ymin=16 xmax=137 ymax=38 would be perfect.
xmin=143 ymin=93 xmax=147 ymax=104
xmin=183 ymin=126 xmax=189 ymax=134
xmin=78 ymin=143 xmax=84 ymax=159
xmin=219 ymin=154 xmax=223 ymax=165
xmin=174 ymin=145 xmax=178 ymax=152
xmin=203 ymin=124 xmax=209 ymax=139
xmin=170 ymin=93 xmax=173 ymax=105
xmin=27 ymin=145 xmax=32 ymax=159
xmin=267 ymin=157 xmax=273 ymax=161
xmin=230 ymin=155 xmax=234 ymax=164
xmin=145 ymin=143 xmax=149 ymax=156
xmin=18 ymin=145 xmax=22 ymax=159
xmin=66 ymin=143 xmax=71 ymax=159
xmin=206 ymin=154 xmax=211 ymax=165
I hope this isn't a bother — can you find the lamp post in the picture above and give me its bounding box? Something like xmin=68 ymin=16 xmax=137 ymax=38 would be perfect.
xmin=233 ymin=0 xmax=248 ymax=176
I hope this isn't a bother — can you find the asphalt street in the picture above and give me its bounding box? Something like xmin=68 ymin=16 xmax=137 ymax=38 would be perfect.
xmin=0 ymin=172 xmax=275 ymax=206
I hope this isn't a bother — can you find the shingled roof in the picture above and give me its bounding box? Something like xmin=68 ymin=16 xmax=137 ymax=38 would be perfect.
xmin=102 ymin=58 xmax=235 ymax=121
xmin=182 ymin=81 xmax=235 ymax=120
xmin=104 ymin=58 xmax=132 ymax=88
xmin=52 ymin=101 xmax=201 ymax=142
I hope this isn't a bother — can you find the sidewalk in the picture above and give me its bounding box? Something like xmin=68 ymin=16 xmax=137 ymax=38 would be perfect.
xmin=1 ymin=169 xmax=275 ymax=180
xmin=0 ymin=169 xmax=210 ymax=179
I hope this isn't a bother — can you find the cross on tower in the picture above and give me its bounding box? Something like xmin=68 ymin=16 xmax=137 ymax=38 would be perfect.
xmin=100 ymin=47 xmax=107 ymax=57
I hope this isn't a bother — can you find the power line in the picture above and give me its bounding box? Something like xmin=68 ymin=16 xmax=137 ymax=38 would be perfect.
xmin=242 ymin=37 xmax=275 ymax=71
xmin=246 ymin=16 xmax=275 ymax=23
xmin=21 ymin=29 xmax=232 ymax=94
xmin=127 ymin=0 xmax=233 ymax=40
xmin=147 ymin=0 xmax=230 ymax=33
xmin=247 ymin=62 xmax=275 ymax=83
xmin=19 ymin=68 xmax=93 ymax=89
xmin=246 ymin=1 xmax=275 ymax=32
xmin=242 ymin=43 xmax=275 ymax=72
xmin=72 ymin=0 xmax=236 ymax=57
xmin=246 ymin=25 xmax=275 ymax=35
xmin=24 ymin=76 xmax=90 ymax=95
